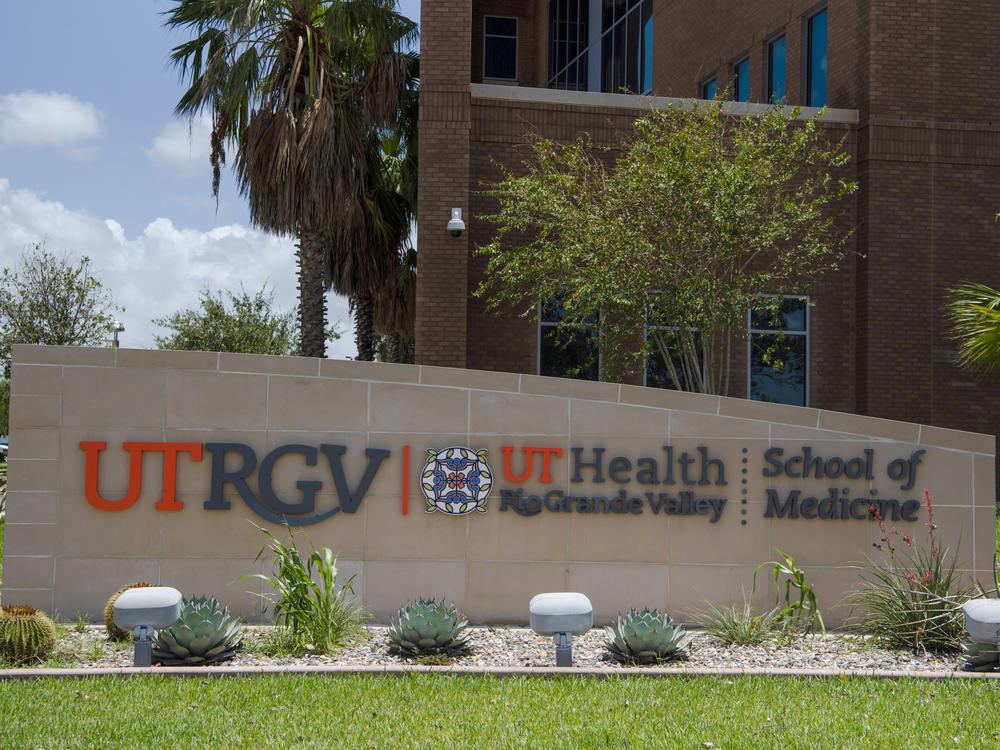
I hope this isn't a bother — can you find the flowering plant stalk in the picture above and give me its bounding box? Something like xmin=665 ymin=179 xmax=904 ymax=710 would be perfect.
xmin=846 ymin=491 xmax=971 ymax=652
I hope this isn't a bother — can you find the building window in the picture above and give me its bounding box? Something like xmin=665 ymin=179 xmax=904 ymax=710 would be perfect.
xmin=732 ymin=56 xmax=750 ymax=102
xmin=806 ymin=8 xmax=827 ymax=107
xmin=547 ymin=0 xmax=652 ymax=95
xmin=539 ymin=299 xmax=599 ymax=380
xmin=701 ymin=77 xmax=717 ymax=100
xmin=767 ymin=34 xmax=786 ymax=103
xmin=645 ymin=326 xmax=704 ymax=391
xmin=484 ymin=16 xmax=518 ymax=80
xmin=748 ymin=296 xmax=809 ymax=406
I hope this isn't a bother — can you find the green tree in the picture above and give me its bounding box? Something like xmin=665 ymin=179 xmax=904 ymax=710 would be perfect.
xmin=0 ymin=379 xmax=8 ymax=435
xmin=477 ymin=101 xmax=857 ymax=393
xmin=0 ymin=243 xmax=119 ymax=375
xmin=946 ymin=282 xmax=1000 ymax=373
xmin=165 ymin=0 xmax=418 ymax=359
xmin=154 ymin=285 xmax=300 ymax=355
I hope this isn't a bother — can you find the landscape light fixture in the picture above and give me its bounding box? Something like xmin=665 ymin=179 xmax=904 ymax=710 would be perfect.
xmin=529 ymin=592 xmax=594 ymax=667
xmin=108 ymin=319 xmax=125 ymax=348
xmin=447 ymin=207 xmax=466 ymax=237
xmin=113 ymin=586 xmax=182 ymax=667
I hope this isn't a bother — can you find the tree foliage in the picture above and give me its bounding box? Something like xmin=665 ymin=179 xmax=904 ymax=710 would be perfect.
xmin=477 ymin=101 xmax=857 ymax=393
xmin=945 ymin=282 xmax=1000 ymax=374
xmin=0 ymin=243 xmax=118 ymax=375
xmin=153 ymin=285 xmax=308 ymax=356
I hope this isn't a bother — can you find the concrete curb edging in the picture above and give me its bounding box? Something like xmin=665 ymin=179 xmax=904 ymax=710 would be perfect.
xmin=0 ymin=664 xmax=996 ymax=681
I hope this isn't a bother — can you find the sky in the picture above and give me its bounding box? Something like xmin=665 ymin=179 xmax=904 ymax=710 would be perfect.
xmin=0 ymin=0 xmax=420 ymax=357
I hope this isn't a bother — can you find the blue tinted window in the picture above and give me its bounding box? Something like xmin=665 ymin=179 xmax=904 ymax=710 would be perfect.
xmin=768 ymin=35 xmax=786 ymax=103
xmin=807 ymin=10 xmax=827 ymax=106
xmin=642 ymin=14 xmax=653 ymax=93
xmin=749 ymin=297 xmax=808 ymax=406
xmin=733 ymin=57 xmax=749 ymax=102
xmin=702 ymin=78 xmax=717 ymax=100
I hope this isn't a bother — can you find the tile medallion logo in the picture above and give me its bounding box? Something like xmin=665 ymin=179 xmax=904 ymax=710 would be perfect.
xmin=420 ymin=447 xmax=492 ymax=515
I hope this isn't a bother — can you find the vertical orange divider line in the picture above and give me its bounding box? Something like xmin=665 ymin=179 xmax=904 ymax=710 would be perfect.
xmin=402 ymin=444 xmax=409 ymax=515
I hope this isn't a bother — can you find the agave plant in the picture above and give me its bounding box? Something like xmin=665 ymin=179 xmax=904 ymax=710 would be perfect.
xmin=152 ymin=596 xmax=242 ymax=666
xmin=605 ymin=609 xmax=688 ymax=665
xmin=388 ymin=599 xmax=471 ymax=657
xmin=962 ymin=636 xmax=1000 ymax=672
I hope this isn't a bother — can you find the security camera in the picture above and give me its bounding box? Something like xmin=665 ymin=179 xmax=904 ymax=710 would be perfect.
xmin=447 ymin=207 xmax=466 ymax=237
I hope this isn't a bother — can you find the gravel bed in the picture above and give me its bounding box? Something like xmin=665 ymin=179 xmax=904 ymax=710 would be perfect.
xmin=32 ymin=625 xmax=966 ymax=673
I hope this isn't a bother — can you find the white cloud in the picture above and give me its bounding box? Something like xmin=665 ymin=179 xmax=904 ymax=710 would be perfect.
xmin=0 ymin=178 xmax=355 ymax=358
xmin=145 ymin=113 xmax=213 ymax=177
xmin=0 ymin=91 xmax=103 ymax=157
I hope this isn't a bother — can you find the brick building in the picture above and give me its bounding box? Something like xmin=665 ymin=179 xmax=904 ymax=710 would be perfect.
xmin=415 ymin=0 xmax=1000 ymax=440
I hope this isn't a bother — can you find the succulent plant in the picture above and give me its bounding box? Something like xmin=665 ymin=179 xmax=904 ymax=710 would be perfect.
xmin=605 ymin=609 xmax=688 ymax=665
xmin=104 ymin=582 xmax=155 ymax=640
xmin=962 ymin=636 xmax=1000 ymax=672
xmin=151 ymin=596 xmax=243 ymax=666
xmin=388 ymin=599 xmax=472 ymax=657
xmin=0 ymin=605 xmax=57 ymax=662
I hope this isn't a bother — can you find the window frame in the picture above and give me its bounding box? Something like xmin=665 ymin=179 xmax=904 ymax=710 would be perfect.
xmin=766 ymin=31 xmax=786 ymax=103
xmin=700 ymin=75 xmax=718 ymax=100
xmin=483 ymin=14 xmax=519 ymax=82
xmin=537 ymin=300 xmax=602 ymax=380
xmin=731 ymin=54 xmax=750 ymax=102
xmin=746 ymin=295 xmax=811 ymax=407
xmin=803 ymin=4 xmax=828 ymax=107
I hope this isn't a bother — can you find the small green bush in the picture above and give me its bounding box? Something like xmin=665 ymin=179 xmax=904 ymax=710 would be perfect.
xmin=699 ymin=593 xmax=781 ymax=646
xmin=242 ymin=523 xmax=366 ymax=654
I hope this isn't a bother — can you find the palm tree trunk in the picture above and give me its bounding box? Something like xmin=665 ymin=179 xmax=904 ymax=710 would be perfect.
xmin=387 ymin=333 xmax=401 ymax=363
xmin=297 ymin=232 xmax=328 ymax=358
xmin=354 ymin=292 xmax=375 ymax=361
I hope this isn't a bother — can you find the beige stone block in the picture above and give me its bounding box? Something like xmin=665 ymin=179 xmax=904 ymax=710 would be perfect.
xmin=660 ymin=439 xmax=757 ymax=491
xmin=166 ymin=371 xmax=267 ymax=430
xmin=566 ymin=511 xmax=670 ymax=563
xmin=1 ymin=589 xmax=55 ymax=615
xmin=920 ymin=424 xmax=994 ymax=454
xmin=13 ymin=344 xmax=114 ymax=368
xmin=320 ymin=359 xmax=419 ymax=383
xmin=467 ymin=501 xmax=569 ymax=562
xmin=666 ymin=564 xmax=767 ymax=622
xmin=718 ymin=397 xmax=820 ymax=428
xmin=921 ymin=507 xmax=976 ymax=571
xmin=10 ymin=364 xmax=62 ymax=395
xmin=419 ymin=366 xmax=520 ymax=392
xmin=973 ymin=507 xmax=996 ymax=576
xmin=52 ymin=557 xmax=160 ymax=620
xmin=116 ymin=348 xmax=219 ymax=371
xmin=58 ymin=428 xmax=165 ymax=495
xmin=267 ymin=377 xmax=368 ymax=431
xmin=465 ymin=562 xmax=569 ymax=623
xmin=369 ymin=383 xmax=468 ymax=433
xmin=365 ymin=493 xmax=468 ymax=560
xmin=2 ymin=523 xmax=55 ymax=556
xmin=670 ymin=412 xmax=768 ymax=439
xmin=219 ymin=352 xmax=318 ymax=376
xmin=159 ymin=557 xmax=266 ymax=620
xmin=768 ymin=514 xmax=874 ymax=567
xmin=569 ymin=399 xmax=668 ymax=438
xmin=7 ymin=459 xmax=59 ymax=492
xmin=2 ymin=556 xmax=54 ymax=588
xmin=817 ymin=411 xmax=920 ymax=442
xmin=363 ymin=561 xmax=467 ymax=623
xmin=619 ymin=385 xmax=719 ymax=415
xmin=470 ymin=391 xmax=568 ymax=436
xmin=10 ymin=428 xmax=59 ymax=460
xmin=520 ymin=374 xmax=619 ymax=403
xmin=974 ymin=455 xmax=996 ymax=508
xmin=55 ymin=500 xmax=160 ymax=557
xmin=62 ymin=367 xmax=164 ymax=428
xmin=788 ymin=565 xmax=864 ymax=629
xmin=870 ymin=446 xmax=972 ymax=507
xmin=161 ymin=429 xmax=268 ymax=498
xmin=769 ymin=424 xmax=868 ymax=440
xmin=668 ymin=501 xmax=770 ymax=564
xmin=5 ymin=492 xmax=58 ymax=523
xmin=10 ymin=394 xmax=60 ymax=429
xmin=568 ymin=563 xmax=669 ymax=623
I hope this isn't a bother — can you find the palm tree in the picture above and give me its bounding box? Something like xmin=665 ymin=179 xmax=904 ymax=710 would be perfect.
xmin=946 ymin=282 xmax=1000 ymax=373
xmin=374 ymin=246 xmax=417 ymax=362
xmin=164 ymin=0 xmax=417 ymax=357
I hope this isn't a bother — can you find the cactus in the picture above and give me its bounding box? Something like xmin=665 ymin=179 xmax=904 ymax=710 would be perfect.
xmin=151 ymin=596 xmax=242 ymax=666
xmin=605 ymin=609 xmax=688 ymax=665
xmin=104 ymin=582 xmax=155 ymax=640
xmin=962 ymin=636 xmax=1000 ymax=672
xmin=0 ymin=605 xmax=57 ymax=662
xmin=388 ymin=599 xmax=472 ymax=657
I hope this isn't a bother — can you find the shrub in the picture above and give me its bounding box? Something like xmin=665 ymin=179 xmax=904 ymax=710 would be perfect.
xmin=754 ymin=550 xmax=825 ymax=634
xmin=699 ymin=593 xmax=782 ymax=646
xmin=845 ymin=491 xmax=971 ymax=652
xmin=242 ymin=523 xmax=366 ymax=654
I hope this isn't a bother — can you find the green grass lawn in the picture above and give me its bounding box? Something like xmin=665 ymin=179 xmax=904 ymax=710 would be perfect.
xmin=1 ymin=673 xmax=999 ymax=748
